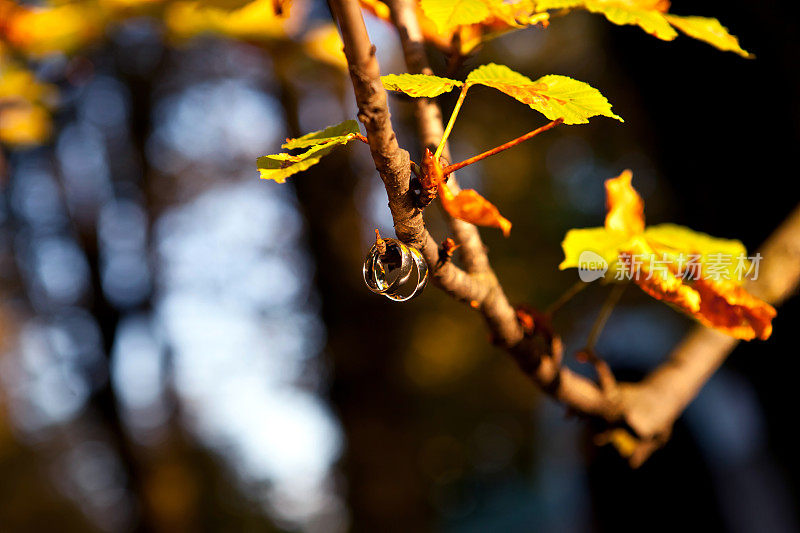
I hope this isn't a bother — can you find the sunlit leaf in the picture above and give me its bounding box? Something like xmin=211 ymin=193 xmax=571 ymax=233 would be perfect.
xmin=196 ymin=0 xmax=259 ymax=11
xmin=466 ymin=63 xmax=622 ymax=124
xmin=558 ymin=227 xmax=630 ymax=270
xmin=165 ymin=0 xmax=302 ymax=41
xmin=558 ymin=171 xmax=776 ymax=340
xmin=604 ymin=169 xmax=642 ymax=234
xmin=302 ymin=24 xmax=348 ymax=70
xmin=0 ymin=103 xmax=51 ymax=146
xmin=534 ymin=0 xmax=751 ymax=56
xmin=381 ymin=73 xmax=463 ymax=97
xmin=258 ymin=120 xmax=362 ymax=183
xmin=2 ymin=2 xmax=104 ymax=55
xmin=643 ymin=223 xmax=747 ymax=280
xmin=438 ymin=182 xmax=512 ymax=236
xmin=420 ymin=0 xmax=491 ymax=33
xmin=282 ymin=119 xmax=361 ymax=149
xmin=257 ymin=144 xmax=337 ymax=183
xmin=664 ymin=15 xmax=753 ymax=58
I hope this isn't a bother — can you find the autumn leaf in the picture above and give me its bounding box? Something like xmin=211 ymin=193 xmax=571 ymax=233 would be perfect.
xmin=360 ymin=0 xmax=548 ymax=55
xmin=438 ymin=182 xmax=512 ymax=236
xmin=558 ymin=227 xmax=629 ymax=270
xmin=1 ymin=1 xmax=104 ymax=55
xmin=165 ymin=0 xmax=302 ymax=41
xmin=196 ymin=0 xmax=257 ymax=11
xmin=466 ymin=63 xmax=622 ymax=124
xmin=0 ymin=103 xmax=51 ymax=146
xmin=534 ymin=0 xmax=752 ymax=56
xmin=664 ymin=15 xmax=753 ymax=58
xmin=302 ymin=24 xmax=348 ymax=70
xmin=559 ymin=170 xmax=776 ymax=340
xmin=382 ymin=73 xmax=463 ymax=98
xmin=420 ymin=0 xmax=491 ymax=33
xmin=258 ymin=120 xmax=363 ymax=183
xmin=604 ymin=169 xmax=642 ymax=234
xmin=282 ymin=119 xmax=362 ymax=149
xmin=257 ymin=144 xmax=337 ymax=184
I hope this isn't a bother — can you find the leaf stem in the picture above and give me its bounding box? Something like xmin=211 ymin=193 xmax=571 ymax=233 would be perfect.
xmin=435 ymin=83 xmax=470 ymax=159
xmin=545 ymin=278 xmax=588 ymax=316
xmin=585 ymin=283 xmax=626 ymax=352
xmin=442 ymin=118 xmax=562 ymax=175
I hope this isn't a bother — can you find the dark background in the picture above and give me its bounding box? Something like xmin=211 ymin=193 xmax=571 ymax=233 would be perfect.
xmin=1 ymin=0 xmax=798 ymax=531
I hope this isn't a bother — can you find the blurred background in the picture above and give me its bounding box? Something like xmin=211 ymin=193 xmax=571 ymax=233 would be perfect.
xmin=1 ymin=0 xmax=799 ymax=531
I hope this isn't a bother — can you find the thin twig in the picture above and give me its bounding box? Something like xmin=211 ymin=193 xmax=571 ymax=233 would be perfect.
xmin=443 ymin=118 xmax=563 ymax=175
xmin=545 ymin=279 xmax=588 ymax=315
xmin=585 ymin=283 xmax=626 ymax=352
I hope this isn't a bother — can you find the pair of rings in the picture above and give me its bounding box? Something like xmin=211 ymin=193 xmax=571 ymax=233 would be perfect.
xmin=363 ymin=238 xmax=428 ymax=301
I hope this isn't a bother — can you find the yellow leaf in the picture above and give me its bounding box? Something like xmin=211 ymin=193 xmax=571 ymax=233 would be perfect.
xmin=257 ymin=144 xmax=337 ymax=183
xmin=420 ymin=0 xmax=491 ymax=33
xmin=258 ymin=120 xmax=362 ymax=182
xmin=282 ymin=119 xmax=361 ymax=149
xmin=664 ymin=15 xmax=753 ymax=58
xmin=381 ymin=73 xmax=463 ymax=98
xmin=558 ymin=170 xmax=776 ymax=340
xmin=643 ymin=223 xmax=747 ymax=281
xmin=605 ymin=169 xmax=642 ymax=235
xmin=196 ymin=0 xmax=257 ymax=10
xmin=535 ymin=1 xmax=752 ymax=56
xmin=584 ymin=0 xmax=676 ymax=40
xmin=0 ymin=104 xmax=51 ymax=146
xmin=165 ymin=0 xmax=302 ymax=41
xmin=302 ymin=24 xmax=348 ymax=70
xmin=466 ymin=63 xmax=622 ymax=124
xmin=2 ymin=2 xmax=104 ymax=55
xmin=558 ymin=227 xmax=630 ymax=270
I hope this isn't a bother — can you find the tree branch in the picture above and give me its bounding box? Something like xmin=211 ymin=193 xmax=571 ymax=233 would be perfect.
xmin=618 ymin=204 xmax=800 ymax=465
xmin=330 ymin=0 xmax=800 ymax=467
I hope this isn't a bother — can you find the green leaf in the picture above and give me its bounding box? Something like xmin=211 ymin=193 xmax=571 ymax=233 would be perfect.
xmin=559 ymin=227 xmax=631 ymax=270
xmin=420 ymin=0 xmax=491 ymax=33
xmin=664 ymin=15 xmax=753 ymax=58
xmin=257 ymin=143 xmax=338 ymax=184
xmin=381 ymin=73 xmax=464 ymax=98
xmin=643 ymin=223 xmax=748 ymax=280
xmin=282 ymin=119 xmax=361 ymax=150
xmin=466 ymin=63 xmax=623 ymax=124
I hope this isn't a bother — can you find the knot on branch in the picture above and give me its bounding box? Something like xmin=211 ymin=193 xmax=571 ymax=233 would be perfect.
xmin=510 ymin=305 xmax=563 ymax=376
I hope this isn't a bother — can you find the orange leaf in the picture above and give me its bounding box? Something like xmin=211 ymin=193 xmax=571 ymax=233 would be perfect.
xmin=438 ymin=182 xmax=512 ymax=236
xmin=604 ymin=169 xmax=644 ymax=235
xmin=622 ymin=241 xmax=775 ymax=340
xmin=693 ymin=277 xmax=776 ymax=340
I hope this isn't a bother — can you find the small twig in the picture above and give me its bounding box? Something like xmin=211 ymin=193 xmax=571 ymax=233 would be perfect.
xmin=545 ymin=279 xmax=588 ymax=316
xmin=442 ymin=119 xmax=563 ymax=175
xmin=375 ymin=229 xmax=387 ymax=255
xmin=438 ymin=237 xmax=460 ymax=265
xmin=585 ymin=283 xmax=626 ymax=352
xmin=355 ymin=133 xmax=369 ymax=144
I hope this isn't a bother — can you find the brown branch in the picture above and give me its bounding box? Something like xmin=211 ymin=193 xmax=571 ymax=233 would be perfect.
xmin=386 ymin=0 xmax=490 ymax=275
xmin=332 ymin=0 xmax=610 ymax=412
xmin=617 ymin=204 xmax=800 ymax=465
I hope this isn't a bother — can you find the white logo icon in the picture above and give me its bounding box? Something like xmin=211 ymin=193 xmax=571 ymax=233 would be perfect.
xmin=578 ymin=251 xmax=608 ymax=282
